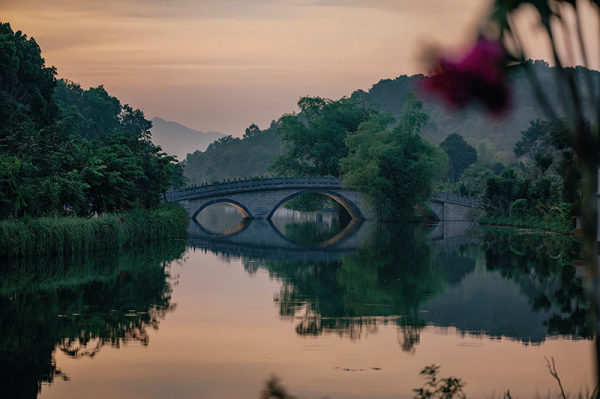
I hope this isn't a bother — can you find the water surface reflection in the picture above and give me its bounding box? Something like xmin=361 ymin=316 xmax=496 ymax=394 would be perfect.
xmin=230 ymin=222 xmax=589 ymax=350
xmin=0 ymin=242 xmax=186 ymax=399
xmin=0 ymin=205 xmax=593 ymax=398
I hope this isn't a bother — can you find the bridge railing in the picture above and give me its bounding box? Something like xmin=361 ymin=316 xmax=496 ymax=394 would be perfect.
xmin=167 ymin=175 xmax=344 ymax=201
xmin=166 ymin=175 xmax=481 ymax=208
xmin=432 ymin=192 xmax=481 ymax=207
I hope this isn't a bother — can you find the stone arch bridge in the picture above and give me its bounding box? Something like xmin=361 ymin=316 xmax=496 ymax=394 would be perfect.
xmin=166 ymin=176 xmax=482 ymax=221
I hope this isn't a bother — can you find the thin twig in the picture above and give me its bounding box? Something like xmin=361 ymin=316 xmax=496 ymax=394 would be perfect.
xmin=545 ymin=356 xmax=567 ymax=399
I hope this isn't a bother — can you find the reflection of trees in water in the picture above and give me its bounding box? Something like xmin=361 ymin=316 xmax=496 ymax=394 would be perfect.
xmin=240 ymin=223 xmax=590 ymax=352
xmin=282 ymin=220 xmax=349 ymax=245
xmin=481 ymin=229 xmax=590 ymax=339
xmin=0 ymin=241 xmax=186 ymax=399
xmin=246 ymin=224 xmax=476 ymax=352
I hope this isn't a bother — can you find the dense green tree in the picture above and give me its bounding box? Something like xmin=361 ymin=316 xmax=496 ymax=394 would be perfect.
xmin=514 ymin=119 xmax=567 ymax=174
xmin=513 ymin=119 xmax=581 ymax=210
xmin=271 ymin=96 xmax=377 ymax=176
xmin=0 ymin=22 xmax=57 ymax=149
xmin=0 ymin=23 xmax=184 ymax=218
xmin=341 ymin=95 xmax=447 ymax=220
xmin=448 ymin=117 xmax=581 ymax=231
xmin=456 ymin=162 xmax=497 ymax=197
xmin=54 ymin=81 xmax=120 ymax=139
xmin=477 ymin=118 xmax=582 ymax=226
xmin=440 ymin=133 xmax=478 ymax=182
xmin=485 ymin=168 xmax=530 ymax=215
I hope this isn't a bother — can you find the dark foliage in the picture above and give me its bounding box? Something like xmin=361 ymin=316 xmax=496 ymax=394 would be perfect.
xmin=440 ymin=133 xmax=478 ymax=182
xmin=0 ymin=240 xmax=185 ymax=399
xmin=0 ymin=22 xmax=185 ymax=219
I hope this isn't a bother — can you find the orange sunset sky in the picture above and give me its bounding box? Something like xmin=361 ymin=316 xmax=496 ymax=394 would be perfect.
xmin=2 ymin=0 xmax=595 ymax=135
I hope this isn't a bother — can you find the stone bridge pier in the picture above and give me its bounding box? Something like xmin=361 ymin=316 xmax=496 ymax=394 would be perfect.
xmin=429 ymin=192 xmax=483 ymax=222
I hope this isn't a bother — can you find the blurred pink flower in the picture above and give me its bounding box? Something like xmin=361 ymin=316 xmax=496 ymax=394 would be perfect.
xmin=423 ymin=37 xmax=510 ymax=115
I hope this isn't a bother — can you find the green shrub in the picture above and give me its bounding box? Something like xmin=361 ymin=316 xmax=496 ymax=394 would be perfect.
xmin=509 ymin=198 xmax=529 ymax=218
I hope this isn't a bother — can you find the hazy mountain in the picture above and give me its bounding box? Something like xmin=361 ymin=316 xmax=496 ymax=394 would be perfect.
xmin=182 ymin=62 xmax=599 ymax=183
xmin=351 ymin=61 xmax=599 ymax=154
xmin=150 ymin=117 xmax=224 ymax=160
xmin=183 ymin=121 xmax=282 ymax=185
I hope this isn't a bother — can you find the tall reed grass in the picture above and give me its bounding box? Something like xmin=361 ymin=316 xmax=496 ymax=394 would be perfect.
xmin=0 ymin=203 xmax=189 ymax=258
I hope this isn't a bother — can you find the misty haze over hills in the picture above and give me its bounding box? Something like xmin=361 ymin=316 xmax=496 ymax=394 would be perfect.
xmin=150 ymin=117 xmax=224 ymax=160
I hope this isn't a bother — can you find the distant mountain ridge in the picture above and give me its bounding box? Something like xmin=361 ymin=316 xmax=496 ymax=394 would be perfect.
xmin=181 ymin=61 xmax=599 ymax=184
xmin=351 ymin=61 xmax=599 ymax=154
xmin=150 ymin=117 xmax=224 ymax=160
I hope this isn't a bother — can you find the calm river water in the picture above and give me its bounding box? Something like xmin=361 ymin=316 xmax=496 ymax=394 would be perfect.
xmin=0 ymin=204 xmax=594 ymax=398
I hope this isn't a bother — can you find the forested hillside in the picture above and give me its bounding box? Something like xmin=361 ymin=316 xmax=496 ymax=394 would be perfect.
xmin=183 ymin=122 xmax=282 ymax=185
xmin=0 ymin=22 xmax=184 ymax=218
xmin=183 ymin=61 xmax=598 ymax=184
xmin=352 ymin=61 xmax=599 ymax=154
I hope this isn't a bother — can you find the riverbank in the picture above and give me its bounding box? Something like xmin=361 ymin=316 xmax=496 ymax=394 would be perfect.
xmin=0 ymin=203 xmax=188 ymax=258
xmin=478 ymin=214 xmax=573 ymax=234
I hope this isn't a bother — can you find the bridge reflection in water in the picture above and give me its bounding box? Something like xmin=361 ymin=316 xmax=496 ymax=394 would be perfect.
xmin=188 ymin=208 xmax=479 ymax=264
xmin=189 ymin=205 xmax=589 ymax=351
xmin=188 ymin=205 xmax=478 ymax=272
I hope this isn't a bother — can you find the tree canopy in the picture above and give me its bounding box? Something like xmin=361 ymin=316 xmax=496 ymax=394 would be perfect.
xmin=0 ymin=22 xmax=184 ymax=218
xmin=440 ymin=133 xmax=478 ymax=182
xmin=270 ymin=96 xmax=377 ymax=176
xmin=340 ymin=94 xmax=448 ymax=220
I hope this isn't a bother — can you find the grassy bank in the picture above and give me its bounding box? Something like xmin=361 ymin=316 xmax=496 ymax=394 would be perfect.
xmin=0 ymin=203 xmax=188 ymax=258
xmin=478 ymin=214 xmax=573 ymax=234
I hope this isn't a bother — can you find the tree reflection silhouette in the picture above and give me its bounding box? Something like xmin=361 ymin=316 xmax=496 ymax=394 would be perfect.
xmin=256 ymin=224 xmax=475 ymax=352
xmin=282 ymin=219 xmax=350 ymax=246
xmin=481 ymin=229 xmax=590 ymax=339
xmin=0 ymin=241 xmax=186 ymax=399
xmin=244 ymin=223 xmax=591 ymax=351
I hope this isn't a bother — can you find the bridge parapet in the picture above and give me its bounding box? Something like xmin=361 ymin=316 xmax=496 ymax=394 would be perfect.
xmin=432 ymin=192 xmax=481 ymax=208
xmin=167 ymin=175 xmax=345 ymax=201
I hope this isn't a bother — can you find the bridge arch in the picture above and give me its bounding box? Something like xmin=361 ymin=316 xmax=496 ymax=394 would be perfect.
xmin=191 ymin=218 xmax=251 ymax=237
xmin=191 ymin=198 xmax=253 ymax=220
xmin=267 ymin=189 xmax=365 ymax=220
